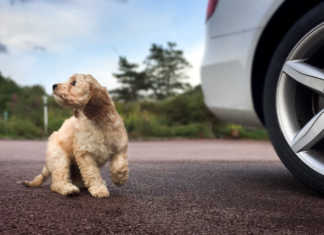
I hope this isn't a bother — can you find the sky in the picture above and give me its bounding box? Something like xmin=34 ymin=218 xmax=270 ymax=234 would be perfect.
xmin=0 ymin=0 xmax=206 ymax=93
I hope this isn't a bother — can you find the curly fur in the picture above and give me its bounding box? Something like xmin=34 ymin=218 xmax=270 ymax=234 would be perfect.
xmin=23 ymin=74 xmax=129 ymax=198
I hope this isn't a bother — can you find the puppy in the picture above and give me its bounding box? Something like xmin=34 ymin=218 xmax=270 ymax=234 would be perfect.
xmin=23 ymin=74 xmax=129 ymax=198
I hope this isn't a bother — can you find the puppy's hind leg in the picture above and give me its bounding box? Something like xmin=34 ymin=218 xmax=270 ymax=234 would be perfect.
xmin=23 ymin=165 xmax=50 ymax=187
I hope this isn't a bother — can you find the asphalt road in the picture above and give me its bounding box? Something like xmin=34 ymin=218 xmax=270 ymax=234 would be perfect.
xmin=1 ymin=140 xmax=324 ymax=234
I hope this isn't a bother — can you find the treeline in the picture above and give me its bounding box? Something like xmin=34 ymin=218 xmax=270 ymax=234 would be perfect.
xmin=0 ymin=42 xmax=267 ymax=140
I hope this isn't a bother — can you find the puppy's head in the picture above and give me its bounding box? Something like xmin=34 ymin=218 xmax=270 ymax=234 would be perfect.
xmin=53 ymin=74 xmax=113 ymax=121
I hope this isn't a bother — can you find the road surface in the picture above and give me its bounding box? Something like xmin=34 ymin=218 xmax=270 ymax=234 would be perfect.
xmin=0 ymin=140 xmax=323 ymax=234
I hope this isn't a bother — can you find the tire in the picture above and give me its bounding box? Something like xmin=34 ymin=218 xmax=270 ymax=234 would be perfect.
xmin=264 ymin=3 xmax=324 ymax=194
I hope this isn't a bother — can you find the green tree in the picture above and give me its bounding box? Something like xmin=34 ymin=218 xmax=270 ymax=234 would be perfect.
xmin=145 ymin=42 xmax=191 ymax=99
xmin=0 ymin=72 xmax=21 ymax=111
xmin=111 ymin=57 xmax=150 ymax=101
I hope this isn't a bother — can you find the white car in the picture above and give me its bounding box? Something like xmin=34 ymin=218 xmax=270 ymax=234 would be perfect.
xmin=201 ymin=0 xmax=324 ymax=194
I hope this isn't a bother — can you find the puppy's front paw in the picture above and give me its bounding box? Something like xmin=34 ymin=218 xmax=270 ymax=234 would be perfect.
xmin=51 ymin=183 xmax=80 ymax=196
xmin=111 ymin=167 xmax=129 ymax=187
xmin=89 ymin=184 xmax=110 ymax=198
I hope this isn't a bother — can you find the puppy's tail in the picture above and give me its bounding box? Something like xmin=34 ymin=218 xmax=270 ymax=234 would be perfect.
xmin=22 ymin=165 xmax=50 ymax=187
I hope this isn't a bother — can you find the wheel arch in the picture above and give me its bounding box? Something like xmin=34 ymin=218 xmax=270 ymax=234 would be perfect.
xmin=251 ymin=0 xmax=323 ymax=125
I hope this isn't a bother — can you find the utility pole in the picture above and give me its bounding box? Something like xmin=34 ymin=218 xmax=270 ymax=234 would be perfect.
xmin=42 ymin=96 xmax=48 ymax=134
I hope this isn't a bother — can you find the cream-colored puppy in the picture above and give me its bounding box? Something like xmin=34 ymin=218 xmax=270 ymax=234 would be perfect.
xmin=23 ymin=74 xmax=129 ymax=198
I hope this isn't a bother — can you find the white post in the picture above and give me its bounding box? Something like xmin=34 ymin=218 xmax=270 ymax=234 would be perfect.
xmin=3 ymin=111 xmax=8 ymax=121
xmin=4 ymin=111 xmax=8 ymax=136
xmin=42 ymin=96 xmax=48 ymax=134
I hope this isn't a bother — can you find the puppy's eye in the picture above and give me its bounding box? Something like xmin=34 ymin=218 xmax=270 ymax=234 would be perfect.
xmin=71 ymin=81 xmax=77 ymax=86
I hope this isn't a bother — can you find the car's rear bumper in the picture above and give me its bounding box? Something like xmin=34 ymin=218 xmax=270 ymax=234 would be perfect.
xmin=201 ymin=28 xmax=263 ymax=127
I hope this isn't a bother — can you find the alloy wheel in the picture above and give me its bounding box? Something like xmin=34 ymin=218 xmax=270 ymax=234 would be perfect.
xmin=277 ymin=23 xmax=324 ymax=175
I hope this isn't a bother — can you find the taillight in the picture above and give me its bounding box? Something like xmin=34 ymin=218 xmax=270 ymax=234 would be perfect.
xmin=206 ymin=0 xmax=218 ymax=22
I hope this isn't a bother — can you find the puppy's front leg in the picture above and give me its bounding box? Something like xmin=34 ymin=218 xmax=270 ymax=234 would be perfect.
xmin=110 ymin=152 xmax=129 ymax=187
xmin=50 ymin=156 xmax=80 ymax=196
xmin=75 ymin=153 xmax=109 ymax=198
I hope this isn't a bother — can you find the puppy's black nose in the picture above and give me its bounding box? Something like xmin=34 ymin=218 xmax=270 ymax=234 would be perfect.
xmin=53 ymin=84 xmax=58 ymax=91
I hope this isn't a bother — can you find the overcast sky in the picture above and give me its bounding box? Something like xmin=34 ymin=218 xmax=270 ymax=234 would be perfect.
xmin=0 ymin=0 xmax=206 ymax=93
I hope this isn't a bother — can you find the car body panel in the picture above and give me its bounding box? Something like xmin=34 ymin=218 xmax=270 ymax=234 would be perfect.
xmin=209 ymin=0 xmax=284 ymax=37
xmin=201 ymin=0 xmax=285 ymax=126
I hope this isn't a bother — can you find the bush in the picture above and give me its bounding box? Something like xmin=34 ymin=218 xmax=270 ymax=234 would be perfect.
xmin=47 ymin=108 xmax=72 ymax=134
xmin=213 ymin=124 xmax=268 ymax=140
xmin=0 ymin=117 xmax=43 ymax=139
xmin=159 ymin=86 xmax=213 ymax=125
xmin=114 ymin=86 xmax=268 ymax=140
xmin=171 ymin=123 xmax=214 ymax=138
xmin=48 ymin=116 xmax=65 ymax=134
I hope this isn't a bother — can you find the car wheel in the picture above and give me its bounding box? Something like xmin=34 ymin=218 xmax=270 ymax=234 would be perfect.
xmin=264 ymin=3 xmax=324 ymax=194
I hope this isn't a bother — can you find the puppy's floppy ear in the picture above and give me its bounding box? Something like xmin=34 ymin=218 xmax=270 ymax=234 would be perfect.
xmin=83 ymin=81 xmax=114 ymax=121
